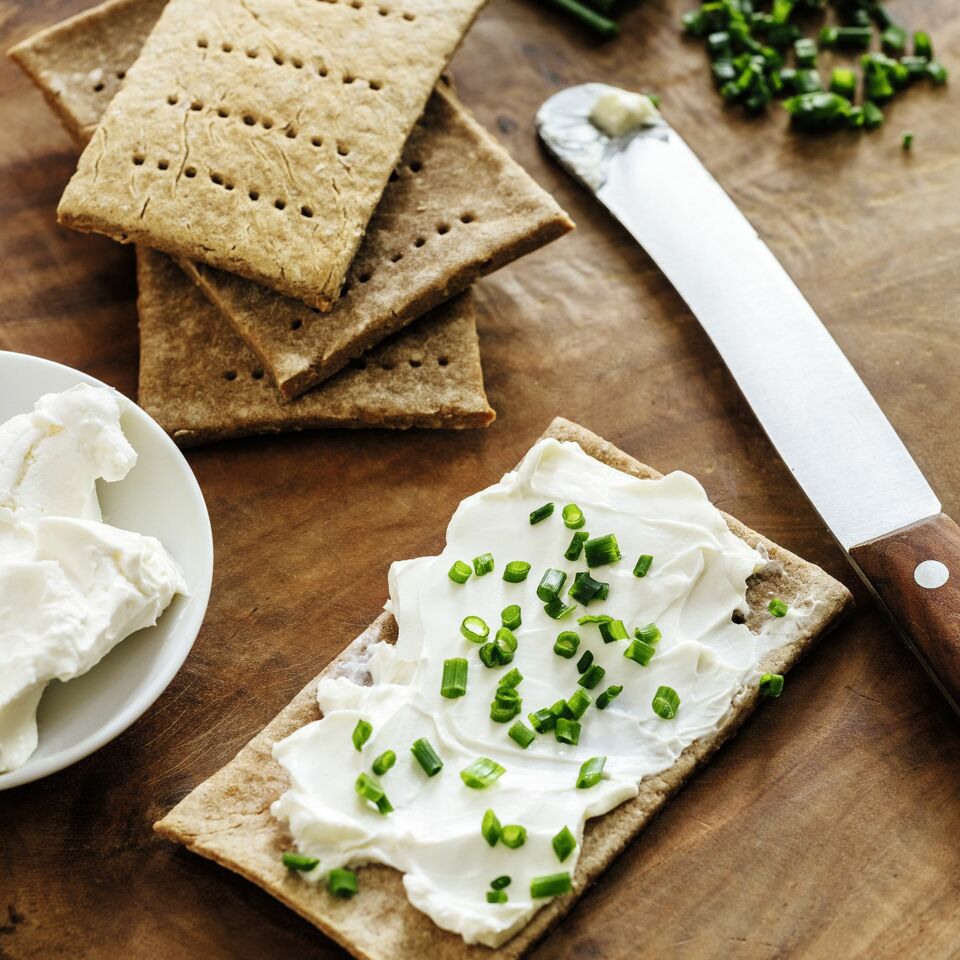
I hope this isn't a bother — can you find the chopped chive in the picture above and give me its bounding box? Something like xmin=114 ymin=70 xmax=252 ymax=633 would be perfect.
xmin=598 ymin=619 xmax=628 ymax=644
xmin=554 ymin=630 xmax=581 ymax=659
xmin=491 ymin=875 xmax=511 ymax=890
xmin=926 ymin=61 xmax=948 ymax=85
xmin=495 ymin=626 xmax=518 ymax=662
xmin=576 ymin=756 xmax=606 ymax=789
xmin=624 ymin=638 xmax=656 ymax=666
xmin=902 ymin=131 xmax=914 ymax=150
xmin=760 ymin=673 xmax=785 ymax=697
xmin=411 ymin=737 xmax=443 ymax=777
xmin=479 ymin=642 xmax=500 ymax=668
xmin=913 ymin=30 xmax=932 ymax=60
xmin=491 ymin=704 xmax=519 ymax=724
xmin=576 ymin=649 xmax=594 ymax=674
xmin=568 ymin=571 xmax=607 ymax=605
xmin=498 ymin=667 xmax=523 ymax=690
xmin=564 ymin=531 xmax=590 ymax=561
xmin=552 ymin=826 xmax=577 ymax=863
xmin=561 ymin=503 xmax=586 ymax=529
xmin=584 ymin=534 xmax=621 ymax=568
xmin=794 ymin=68 xmax=823 ymax=94
xmin=567 ymin=688 xmax=592 ymax=720
xmin=555 ymin=717 xmax=581 ymax=745
xmin=768 ymin=598 xmax=789 ymax=618
xmin=282 ymin=851 xmax=319 ymax=871
xmin=633 ymin=554 xmax=654 ymax=578
xmin=652 ymin=685 xmax=681 ymax=720
xmin=448 ymin=560 xmax=472 ymax=584
xmin=537 ymin=568 xmax=567 ymax=602
xmin=461 ymin=757 xmax=505 ymax=789
xmin=544 ymin=597 xmax=577 ymax=620
xmin=473 ymin=553 xmax=494 ymax=576
xmin=635 ymin=623 xmax=662 ymax=646
xmin=352 ymin=719 xmax=372 ymax=751
xmin=881 ymin=24 xmax=907 ymax=55
xmin=578 ymin=663 xmax=606 ymax=690
xmin=834 ymin=26 xmax=873 ymax=50
xmin=596 ymin=684 xmax=623 ymax=710
xmin=500 ymin=824 xmax=527 ymax=849
xmin=501 ymin=604 xmax=522 ymax=630
xmin=503 ymin=560 xmax=532 ymax=582
xmin=578 ymin=614 xmax=613 ymax=625
xmin=528 ymin=707 xmax=557 ymax=733
xmin=541 ymin=0 xmax=619 ymax=39
xmin=481 ymin=808 xmax=502 ymax=846
xmin=460 ymin=615 xmax=489 ymax=644
xmin=794 ymin=37 xmax=817 ymax=68
xmin=530 ymin=502 xmax=555 ymax=525
xmin=830 ymin=67 xmax=856 ymax=98
xmin=551 ymin=698 xmax=571 ymax=718
xmin=863 ymin=100 xmax=885 ymax=129
xmin=530 ymin=872 xmax=572 ymax=899
xmin=441 ymin=658 xmax=469 ymax=699
xmin=355 ymin=772 xmax=392 ymax=814
xmin=328 ymin=867 xmax=358 ymax=898
xmin=372 ymin=750 xmax=396 ymax=776
xmin=508 ymin=720 xmax=536 ymax=748
xmin=486 ymin=889 xmax=508 ymax=904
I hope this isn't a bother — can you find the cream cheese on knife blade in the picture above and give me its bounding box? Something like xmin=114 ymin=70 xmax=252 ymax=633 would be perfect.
xmin=272 ymin=439 xmax=810 ymax=946
xmin=0 ymin=384 xmax=186 ymax=772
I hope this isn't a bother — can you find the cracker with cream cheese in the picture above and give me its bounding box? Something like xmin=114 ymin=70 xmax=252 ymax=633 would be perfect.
xmin=155 ymin=419 xmax=852 ymax=958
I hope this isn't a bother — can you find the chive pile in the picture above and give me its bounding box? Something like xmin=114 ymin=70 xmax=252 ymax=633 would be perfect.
xmin=682 ymin=1 xmax=947 ymax=134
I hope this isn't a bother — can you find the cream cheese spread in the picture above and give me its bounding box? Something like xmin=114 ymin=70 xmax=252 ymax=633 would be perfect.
xmin=0 ymin=384 xmax=186 ymax=772
xmin=272 ymin=439 xmax=803 ymax=946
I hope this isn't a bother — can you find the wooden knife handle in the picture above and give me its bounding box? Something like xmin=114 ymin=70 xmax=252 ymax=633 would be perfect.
xmin=849 ymin=513 xmax=960 ymax=711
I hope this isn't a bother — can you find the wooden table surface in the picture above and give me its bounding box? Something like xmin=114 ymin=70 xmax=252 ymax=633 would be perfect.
xmin=2 ymin=1 xmax=959 ymax=957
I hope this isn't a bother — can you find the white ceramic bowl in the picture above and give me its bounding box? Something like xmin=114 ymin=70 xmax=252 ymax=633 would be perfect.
xmin=0 ymin=352 xmax=213 ymax=790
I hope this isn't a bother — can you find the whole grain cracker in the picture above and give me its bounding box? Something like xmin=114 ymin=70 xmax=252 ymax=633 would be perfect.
xmin=155 ymin=419 xmax=853 ymax=959
xmin=57 ymin=0 xmax=489 ymax=310
xmin=137 ymin=247 xmax=495 ymax=445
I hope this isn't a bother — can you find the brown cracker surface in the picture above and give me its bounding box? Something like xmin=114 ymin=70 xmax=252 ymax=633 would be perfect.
xmin=155 ymin=419 xmax=853 ymax=959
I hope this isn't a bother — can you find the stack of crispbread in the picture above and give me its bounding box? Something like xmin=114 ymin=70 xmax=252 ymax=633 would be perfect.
xmin=9 ymin=0 xmax=574 ymax=444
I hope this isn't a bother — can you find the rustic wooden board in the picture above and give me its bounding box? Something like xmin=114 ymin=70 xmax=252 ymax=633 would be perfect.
xmin=1 ymin=1 xmax=959 ymax=958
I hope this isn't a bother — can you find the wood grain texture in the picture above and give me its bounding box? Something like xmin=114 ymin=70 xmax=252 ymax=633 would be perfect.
xmin=850 ymin=513 xmax=960 ymax=711
xmin=1 ymin=2 xmax=959 ymax=959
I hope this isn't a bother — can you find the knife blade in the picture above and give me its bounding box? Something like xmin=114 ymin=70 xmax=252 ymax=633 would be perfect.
xmin=538 ymin=83 xmax=960 ymax=713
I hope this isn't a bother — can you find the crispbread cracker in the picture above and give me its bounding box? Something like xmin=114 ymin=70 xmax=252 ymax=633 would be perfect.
xmin=155 ymin=420 xmax=853 ymax=959
xmin=137 ymin=248 xmax=495 ymax=445
xmin=56 ymin=0 xmax=489 ymax=310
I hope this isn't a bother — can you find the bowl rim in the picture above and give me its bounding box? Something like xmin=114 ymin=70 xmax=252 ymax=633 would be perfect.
xmin=0 ymin=351 xmax=214 ymax=791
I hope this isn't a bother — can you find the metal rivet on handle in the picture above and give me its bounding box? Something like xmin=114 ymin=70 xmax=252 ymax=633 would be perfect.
xmin=914 ymin=560 xmax=949 ymax=590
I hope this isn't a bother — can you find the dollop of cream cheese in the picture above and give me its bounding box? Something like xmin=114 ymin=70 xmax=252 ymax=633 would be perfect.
xmin=588 ymin=90 xmax=660 ymax=138
xmin=272 ymin=439 xmax=803 ymax=946
xmin=0 ymin=384 xmax=186 ymax=772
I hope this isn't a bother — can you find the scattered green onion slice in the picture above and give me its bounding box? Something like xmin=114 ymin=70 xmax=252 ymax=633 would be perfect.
xmin=282 ymin=851 xmax=319 ymax=872
xmin=372 ymin=750 xmax=396 ymax=776
xmin=486 ymin=889 xmax=508 ymax=904
xmin=759 ymin=673 xmax=785 ymax=697
xmin=633 ymin=554 xmax=654 ymax=578
xmin=355 ymin=772 xmax=392 ymax=815
xmin=503 ymin=560 xmax=532 ymax=583
xmin=491 ymin=875 xmax=512 ymax=890
xmin=568 ymin=571 xmax=607 ymax=605
xmin=528 ymin=707 xmax=557 ymax=733
xmin=830 ymin=67 xmax=857 ymax=98
xmin=448 ymin=560 xmax=472 ymax=584
xmin=578 ymin=663 xmax=606 ymax=690
xmin=578 ymin=614 xmax=613 ymax=625
xmin=584 ymin=534 xmax=622 ymax=568
xmin=624 ymin=637 xmax=656 ymax=666
xmin=460 ymin=615 xmax=489 ymax=644
xmin=576 ymin=756 xmax=606 ymax=789
xmin=652 ymin=685 xmax=681 ymax=720
xmin=794 ymin=36 xmax=817 ymax=68
xmin=495 ymin=627 xmax=519 ymax=661
xmin=501 ymin=604 xmax=522 ymax=630
xmin=531 ymin=872 xmax=572 ymax=898
xmin=635 ymin=623 xmax=662 ymax=646
xmin=598 ymin=619 xmax=628 ymax=644
xmin=596 ymin=685 xmax=623 ymax=710
xmin=500 ymin=825 xmax=527 ymax=849
xmin=508 ymin=720 xmax=536 ymax=748
xmin=461 ymin=757 xmax=506 ymax=789
xmin=529 ymin=502 xmax=555 ymax=525
xmin=537 ymin=568 xmax=567 ymax=603
xmin=863 ymin=100 xmax=885 ymax=129
xmin=902 ymin=131 xmax=914 ymax=150
xmin=473 ymin=553 xmax=495 ymax=576
xmin=328 ymin=867 xmax=358 ymax=899
xmin=881 ymin=24 xmax=907 ymax=55
xmin=544 ymin=597 xmax=577 ymax=620
xmin=411 ymin=737 xmax=443 ymax=777
xmin=926 ymin=61 xmax=948 ymax=85
xmin=554 ymin=631 xmax=580 ymax=659
xmin=555 ymin=717 xmax=581 ymax=745
xmin=561 ymin=503 xmax=585 ymax=529
xmin=479 ymin=642 xmax=501 ymax=668
xmin=768 ymin=598 xmax=789 ymax=618
xmin=576 ymin=650 xmax=594 ymax=674
xmin=440 ymin=658 xmax=469 ymax=699
xmin=567 ymin=689 xmax=592 ymax=720
xmin=551 ymin=698 xmax=572 ymax=718
xmin=564 ymin=531 xmax=590 ymax=561
xmin=913 ymin=30 xmax=932 ymax=60
xmin=352 ymin=719 xmax=372 ymax=751
xmin=481 ymin=808 xmax=502 ymax=846
xmin=552 ymin=826 xmax=577 ymax=863
xmin=498 ymin=667 xmax=523 ymax=690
